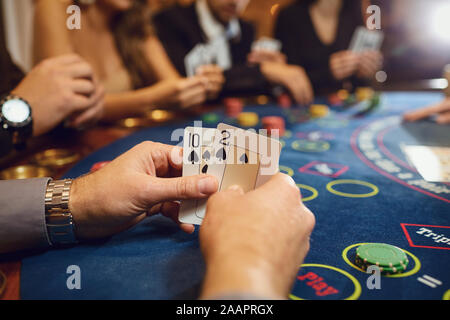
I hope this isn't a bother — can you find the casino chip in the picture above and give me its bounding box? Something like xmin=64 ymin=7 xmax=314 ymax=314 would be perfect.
xmin=224 ymin=98 xmax=243 ymax=118
xmin=356 ymin=87 xmax=374 ymax=101
xmin=278 ymin=93 xmax=292 ymax=109
xmin=309 ymin=104 xmax=329 ymax=118
xmin=202 ymin=113 xmax=219 ymax=124
xmin=262 ymin=116 xmax=285 ymax=137
xmin=337 ymin=89 xmax=349 ymax=101
xmin=238 ymin=112 xmax=259 ymax=127
xmin=328 ymin=93 xmax=343 ymax=106
xmin=355 ymin=243 xmax=409 ymax=275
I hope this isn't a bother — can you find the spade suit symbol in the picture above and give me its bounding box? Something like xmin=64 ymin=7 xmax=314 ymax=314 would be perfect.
xmin=216 ymin=147 xmax=226 ymax=161
xmin=203 ymin=150 xmax=211 ymax=161
xmin=189 ymin=150 xmax=199 ymax=164
xmin=202 ymin=164 xmax=209 ymax=174
xmin=240 ymin=153 xmax=249 ymax=164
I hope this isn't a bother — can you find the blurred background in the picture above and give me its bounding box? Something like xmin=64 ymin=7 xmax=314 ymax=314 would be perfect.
xmin=3 ymin=0 xmax=450 ymax=87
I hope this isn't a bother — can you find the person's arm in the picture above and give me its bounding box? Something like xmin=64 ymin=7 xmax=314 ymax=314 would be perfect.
xmin=0 ymin=178 xmax=51 ymax=254
xmin=33 ymin=0 xmax=74 ymax=64
xmin=404 ymin=98 xmax=450 ymax=124
xmin=0 ymin=142 xmax=219 ymax=255
xmin=144 ymin=36 xmax=181 ymax=81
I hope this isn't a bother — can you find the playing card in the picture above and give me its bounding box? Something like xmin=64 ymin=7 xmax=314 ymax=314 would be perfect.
xmin=185 ymin=43 xmax=217 ymax=77
xmin=349 ymin=26 xmax=384 ymax=52
xmin=252 ymin=37 xmax=282 ymax=52
xmin=179 ymin=127 xmax=225 ymax=225
xmin=217 ymin=123 xmax=282 ymax=192
xmin=402 ymin=145 xmax=450 ymax=182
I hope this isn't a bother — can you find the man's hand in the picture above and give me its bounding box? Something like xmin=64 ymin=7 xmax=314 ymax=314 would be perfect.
xmin=69 ymin=141 xmax=219 ymax=240
xmin=329 ymin=50 xmax=360 ymax=81
xmin=200 ymin=173 xmax=315 ymax=299
xmin=196 ymin=65 xmax=225 ymax=101
xmin=12 ymin=54 xmax=104 ymax=136
xmin=261 ymin=62 xmax=314 ymax=105
xmin=247 ymin=49 xmax=287 ymax=64
xmin=404 ymin=97 xmax=450 ymax=124
xmin=357 ymin=50 xmax=383 ymax=79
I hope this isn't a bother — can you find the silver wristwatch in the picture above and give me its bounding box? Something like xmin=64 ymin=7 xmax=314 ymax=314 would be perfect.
xmin=45 ymin=179 xmax=78 ymax=246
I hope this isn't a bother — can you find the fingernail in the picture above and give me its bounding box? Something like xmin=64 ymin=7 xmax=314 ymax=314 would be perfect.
xmin=198 ymin=177 xmax=217 ymax=194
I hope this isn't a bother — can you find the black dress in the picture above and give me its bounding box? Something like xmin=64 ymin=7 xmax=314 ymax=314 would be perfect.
xmin=275 ymin=0 xmax=365 ymax=94
xmin=153 ymin=3 xmax=269 ymax=97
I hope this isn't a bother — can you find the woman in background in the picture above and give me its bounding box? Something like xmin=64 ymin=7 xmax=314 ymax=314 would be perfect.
xmin=33 ymin=0 xmax=224 ymax=121
xmin=275 ymin=0 xmax=383 ymax=95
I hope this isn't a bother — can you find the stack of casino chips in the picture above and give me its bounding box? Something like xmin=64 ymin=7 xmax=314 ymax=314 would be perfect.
xmin=224 ymin=98 xmax=244 ymax=118
xmin=262 ymin=116 xmax=285 ymax=137
xmin=355 ymin=243 xmax=409 ymax=275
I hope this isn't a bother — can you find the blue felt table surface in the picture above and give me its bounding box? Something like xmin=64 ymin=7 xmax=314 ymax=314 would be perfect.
xmin=21 ymin=92 xmax=450 ymax=300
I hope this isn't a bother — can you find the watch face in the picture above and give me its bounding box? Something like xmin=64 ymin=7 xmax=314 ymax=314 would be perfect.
xmin=2 ymin=99 xmax=31 ymax=124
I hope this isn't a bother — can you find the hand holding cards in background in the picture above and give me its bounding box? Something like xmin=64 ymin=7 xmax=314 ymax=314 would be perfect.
xmin=199 ymin=173 xmax=316 ymax=299
xmin=356 ymin=50 xmax=383 ymax=79
xmin=261 ymin=62 xmax=314 ymax=105
xmin=249 ymin=37 xmax=286 ymax=65
xmin=196 ymin=65 xmax=225 ymax=101
xmin=329 ymin=50 xmax=360 ymax=81
xmin=157 ymin=77 xmax=209 ymax=109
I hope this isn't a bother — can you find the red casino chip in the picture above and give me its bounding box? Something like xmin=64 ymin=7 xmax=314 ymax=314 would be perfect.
xmin=262 ymin=116 xmax=285 ymax=137
xmin=278 ymin=93 xmax=292 ymax=109
xmin=223 ymin=98 xmax=243 ymax=117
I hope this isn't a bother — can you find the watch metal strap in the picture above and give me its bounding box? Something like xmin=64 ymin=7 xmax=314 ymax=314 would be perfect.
xmin=45 ymin=179 xmax=78 ymax=246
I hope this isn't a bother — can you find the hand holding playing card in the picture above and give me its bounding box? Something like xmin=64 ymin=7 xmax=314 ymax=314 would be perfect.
xmin=247 ymin=49 xmax=287 ymax=64
xmin=329 ymin=50 xmax=360 ymax=80
xmin=261 ymin=62 xmax=314 ymax=105
xmin=196 ymin=65 xmax=225 ymax=101
xmin=158 ymin=77 xmax=209 ymax=109
xmin=357 ymin=50 xmax=383 ymax=79
xmin=199 ymin=173 xmax=316 ymax=299
xmin=69 ymin=141 xmax=218 ymax=240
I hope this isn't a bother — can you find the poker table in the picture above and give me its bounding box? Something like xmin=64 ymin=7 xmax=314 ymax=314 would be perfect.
xmin=20 ymin=91 xmax=450 ymax=300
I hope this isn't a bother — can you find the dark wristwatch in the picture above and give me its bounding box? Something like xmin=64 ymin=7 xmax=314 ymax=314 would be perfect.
xmin=0 ymin=94 xmax=33 ymax=149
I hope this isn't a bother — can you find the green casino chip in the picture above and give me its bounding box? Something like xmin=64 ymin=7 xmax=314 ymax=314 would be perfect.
xmin=355 ymin=243 xmax=409 ymax=273
xmin=355 ymin=255 xmax=408 ymax=275
xmin=202 ymin=113 xmax=219 ymax=124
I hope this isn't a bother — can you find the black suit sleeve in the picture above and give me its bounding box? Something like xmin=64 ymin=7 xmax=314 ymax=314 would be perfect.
xmin=153 ymin=12 xmax=193 ymax=76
